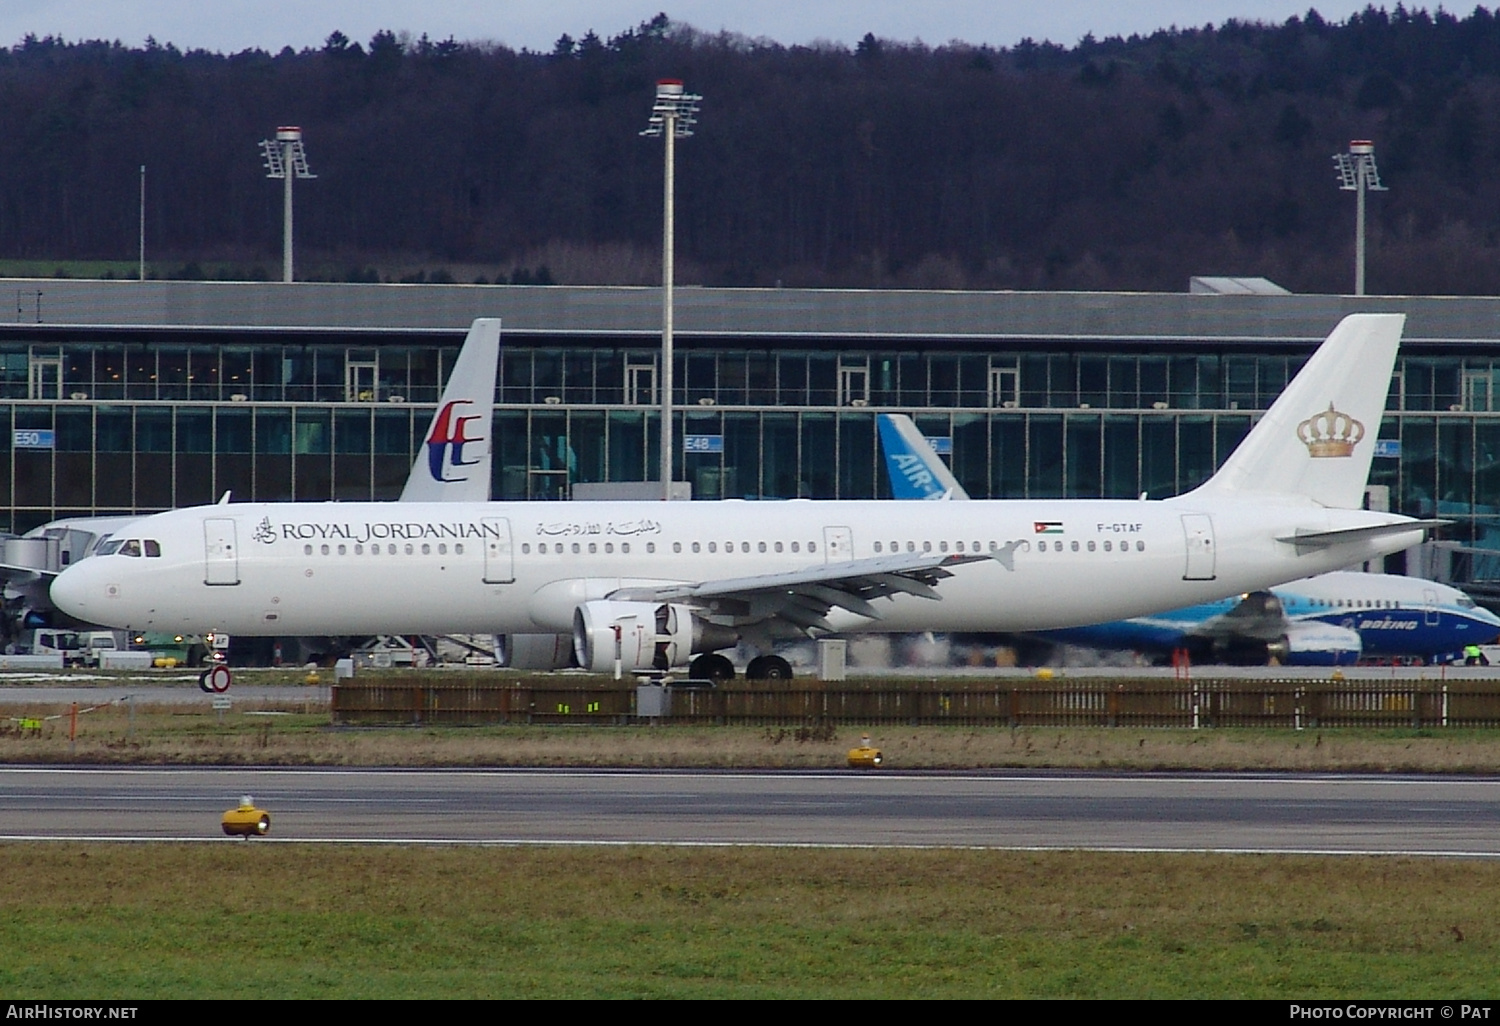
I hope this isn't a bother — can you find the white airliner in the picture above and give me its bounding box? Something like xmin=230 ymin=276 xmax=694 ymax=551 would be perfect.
xmin=49 ymin=313 xmax=1439 ymax=682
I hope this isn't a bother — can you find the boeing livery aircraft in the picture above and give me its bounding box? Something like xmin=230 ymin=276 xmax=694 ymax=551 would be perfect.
xmin=876 ymin=413 xmax=1499 ymax=665
xmin=50 ymin=314 xmax=1438 ymax=682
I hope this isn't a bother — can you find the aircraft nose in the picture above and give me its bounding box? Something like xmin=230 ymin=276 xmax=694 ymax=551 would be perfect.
xmin=49 ymin=562 xmax=99 ymax=620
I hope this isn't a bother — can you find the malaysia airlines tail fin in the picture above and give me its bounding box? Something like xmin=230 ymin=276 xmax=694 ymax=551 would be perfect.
xmin=877 ymin=414 xmax=971 ymax=500
xmin=1188 ymin=313 xmax=1404 ymax=509
xmin=399 ymin=318 xmax=500 ymax=503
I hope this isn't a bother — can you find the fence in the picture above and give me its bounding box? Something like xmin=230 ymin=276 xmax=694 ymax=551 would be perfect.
xmin=330 ymin=675 xmax=1500 ymax=728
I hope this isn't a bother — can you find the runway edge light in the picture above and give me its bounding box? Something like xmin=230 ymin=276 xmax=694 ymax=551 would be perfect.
xmin=222 ymin=795 xmax=270 ymax=837
xmin=847 ymin=734 xmax=883 ymax=769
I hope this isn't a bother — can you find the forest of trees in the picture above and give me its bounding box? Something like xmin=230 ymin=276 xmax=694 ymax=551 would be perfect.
xmin=6 ymin=8 xmax=1500 ymax=293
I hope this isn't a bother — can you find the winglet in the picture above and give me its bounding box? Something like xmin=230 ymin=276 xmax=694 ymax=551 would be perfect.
xmin=400 ymin=319 xmax=500 ymax=503
xmin=1187 ymin=313 xmax=1404 ymax=509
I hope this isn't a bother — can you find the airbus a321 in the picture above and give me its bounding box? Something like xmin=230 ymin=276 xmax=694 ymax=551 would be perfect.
xmin=50 ymin=313 xmax=1440 ymax=682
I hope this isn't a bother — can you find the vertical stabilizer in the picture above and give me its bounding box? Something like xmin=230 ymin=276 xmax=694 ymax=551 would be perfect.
xmin=400 ymin=318 xmax=500 ymax=503
xmin=877 ymin=414 xmax=971 ymax=500
xmin=1188 ymin=313 xmax=1403 ymax=509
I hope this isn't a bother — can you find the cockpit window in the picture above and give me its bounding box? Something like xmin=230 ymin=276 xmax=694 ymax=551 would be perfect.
xmin=144 ymin=540 xmax=161 ymax=557
xmin=119 ymin=540 xmax=141 ymax=557
xmin=97 ymin=539 xmax=123 ymax=556
xmin=1459 ymin=597 xmax=1477 ymax=608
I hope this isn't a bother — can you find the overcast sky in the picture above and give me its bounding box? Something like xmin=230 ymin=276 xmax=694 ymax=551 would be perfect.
xmin=2 ymin=2 xmax=1395 ymax=53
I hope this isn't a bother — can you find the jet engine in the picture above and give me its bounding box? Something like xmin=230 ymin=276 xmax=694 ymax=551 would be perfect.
xmin=495 ymin=633 xmax=576 ymax=669
xmin=572 ymin=600 xmax=738 ymax=674
xmin=1268 ymin=621 xmax=1363 ymax=667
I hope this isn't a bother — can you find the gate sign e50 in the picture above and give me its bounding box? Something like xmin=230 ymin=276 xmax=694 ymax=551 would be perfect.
xmin=13 ymin=429 xmax=54 ymax=449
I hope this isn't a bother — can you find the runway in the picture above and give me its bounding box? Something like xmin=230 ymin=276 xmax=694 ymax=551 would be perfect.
xmin=2 ymin=766 xmax=1499 ymax=855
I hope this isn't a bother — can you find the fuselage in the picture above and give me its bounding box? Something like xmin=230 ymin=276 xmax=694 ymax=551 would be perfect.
xmin=1044 ymin=570 xmax=1500 ymax=660
xmin=49 ymin=495 xmax=1426 ymax=639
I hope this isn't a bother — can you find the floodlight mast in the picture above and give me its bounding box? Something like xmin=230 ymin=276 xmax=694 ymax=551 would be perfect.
xmin=1333 ymin=139 xmax=1386 ymax=296
xmin=259 ymin=126 xmax=316 ymax=283
xmin=641 ymin=80 xmax=701 ymax=501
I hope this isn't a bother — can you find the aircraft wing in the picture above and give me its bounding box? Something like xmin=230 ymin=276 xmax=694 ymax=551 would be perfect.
xmin=609 ymin=551 xmax=991 ymax=632
xmin=1177 ymin=591 xmax=1287 ymax=643
xmin=0 ymin=562 xmax=56 ymax=581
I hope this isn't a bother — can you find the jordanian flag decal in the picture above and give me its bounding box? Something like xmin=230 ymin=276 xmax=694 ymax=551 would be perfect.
xmin=1034 ymin=522 xmax=1064 ymax=534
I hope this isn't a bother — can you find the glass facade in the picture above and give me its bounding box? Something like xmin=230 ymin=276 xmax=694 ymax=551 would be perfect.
xmin=6 ymin=335 xmax=1500 ymax=571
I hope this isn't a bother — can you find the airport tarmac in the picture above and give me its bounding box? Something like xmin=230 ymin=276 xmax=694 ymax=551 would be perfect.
xmin=3 ymin=766 xmax=1499 ymax=855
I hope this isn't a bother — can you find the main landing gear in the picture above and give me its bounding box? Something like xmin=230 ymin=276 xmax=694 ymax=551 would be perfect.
xmin=685 ymin=653 xmax=796 ymax=682
xmin=745 ymin=655 xmax=794 ymax=681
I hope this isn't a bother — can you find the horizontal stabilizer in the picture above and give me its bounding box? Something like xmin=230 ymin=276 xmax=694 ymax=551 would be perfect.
xmin=1276 ymin=519 xmax=1449 ymax=551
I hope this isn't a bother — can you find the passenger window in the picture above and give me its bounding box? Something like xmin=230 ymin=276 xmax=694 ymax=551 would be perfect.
xmin=791 ymin=542 xmax=800 ymax=553
xmin=809 ymin=542 xmax=817 ymax=553
xmin=356 ymin=544 xmax=365 ymax=555
xmin=1104 ymin=540 xmax=1112 ymax=552
xmin=708 ymin=542 xmax=717 ymax=553
xmin=1136 ymin=541 xmax=1145 ymax=552
xmin=388 ymin=544 xmax=397 ymax=555
xmin=874 ymin=542 xmax=883 ymax=553
xmin=605 ymin=542 xmax=613 ymax=554
xmin=422 ymin=544 xmax=431 ymax=555
xmin=588 ymin=543 xmax=596 ymax=554
xmin=922 ymin=541 xmax=931 ymax=553
xmin=1071 ymin=541 xmax=1080 ymax=552
xmin=939 ymin=541 xmax=948 ymax=553
xmin=338 ymin=544 xmax=347 ymax=555
xmin=954 ymin=541 xmax=963 ymax=553
xmin=321 ymin=544 xmax=330 ymax=555
xmin=692 ymin=542 xmax=701 ymax=553
xmin=303 ymin=544 xmax=312 ymax=556
xmin=455 ymin=543 xmax=464 ymax=555
xmin=405 ymin=544 xmax=414 ymax=555
xmin=673 ymin=542 xmax=681 ymax=553
xmin=439 ymin=544 xmax=447 ymax=554
xmin=742 ymin=542 xmax=750 ymax=553
xmin=1087 ymin=541 xmax=1096 ymax=552
xmin=571 ymin=543 xmax=580 ymax=554
xmin=758 ymin=542 xmax=766 ymax=553
xmin=775 ymin=542 xmax=783 ymax=553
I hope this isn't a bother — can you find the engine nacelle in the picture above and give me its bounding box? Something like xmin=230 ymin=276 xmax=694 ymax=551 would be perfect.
xmin=572 ymin=601 xmax=737 ymax=674
xmin=495 ymin=633 xmax=576 ymax=669
xmin=1268 ymin=622 xmax=1363 ymax=667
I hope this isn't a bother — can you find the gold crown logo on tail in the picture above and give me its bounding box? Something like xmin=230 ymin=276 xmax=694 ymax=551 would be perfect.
xmin=1297 ymin=403 xmax=1364 ymax=458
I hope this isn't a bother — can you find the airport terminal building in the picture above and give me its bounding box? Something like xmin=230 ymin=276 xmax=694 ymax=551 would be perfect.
xmin=4 ymin=278 xmax=1499 ymax=591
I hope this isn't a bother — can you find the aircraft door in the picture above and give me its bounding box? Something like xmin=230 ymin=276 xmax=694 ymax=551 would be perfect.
xmin=203 ymin=518 xmax=239 ymax=586
xmin=1423 ymin=588 xmax=1440 ymax=626
xmin=823 ymin=526 xmax=854 ymax=562
xmin=1180 ymin=514 xmax=1216 ymax=580
xmin=482 ymin=517 xmax=515 ymax=584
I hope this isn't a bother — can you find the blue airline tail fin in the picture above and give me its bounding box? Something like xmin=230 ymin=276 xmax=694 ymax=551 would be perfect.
xmin=877 ymin=414 xmax=971 ymax=501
